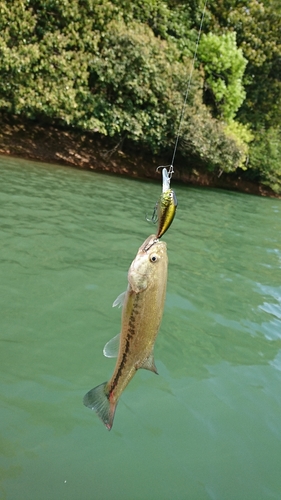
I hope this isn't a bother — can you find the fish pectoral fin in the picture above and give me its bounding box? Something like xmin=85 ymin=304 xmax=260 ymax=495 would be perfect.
xmin=112 ymin=291 xmax=127 ymax=308
xmin=139 ymin=352 xmax=158 ymax=374
xmin=103 ymin=333 xmax=120 ymax=358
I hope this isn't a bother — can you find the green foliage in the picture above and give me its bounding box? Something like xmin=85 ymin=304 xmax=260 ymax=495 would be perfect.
xmin=111 ymin=0 xmax=196 ymax=56
xmin=0 ymin=0 xmax=247 ymax=173
xmin=207 ymin=0 xmax=281 ymax=129
xmin=87 ymin=19 xmax=202 ymax=153
xmin=88 ymin=20 xmax=181 ymax=148
xmin=231 ymin=0 xmax=281 ymax=130
xmin=180 ymin=110 xmax=247 ymax=173
xmin=202 ymin=0 xmax=281 ymax=191
xmin=249 ymin=127 xmax=281 ymax=193
xmin=223 ymin=120 xmax=254 ymax=168
xmin=0 ymin=0 xmax=280 ymax=190
xmin=198 ymin=32 xmax=247 ymax=122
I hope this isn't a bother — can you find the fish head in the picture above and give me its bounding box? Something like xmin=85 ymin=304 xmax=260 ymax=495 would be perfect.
xmin=128 ymin=235 xmax=168 ymax=293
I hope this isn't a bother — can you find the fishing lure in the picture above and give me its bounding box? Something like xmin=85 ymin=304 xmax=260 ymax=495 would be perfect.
xmin=147 ymin=167 xmax=177 ymax=240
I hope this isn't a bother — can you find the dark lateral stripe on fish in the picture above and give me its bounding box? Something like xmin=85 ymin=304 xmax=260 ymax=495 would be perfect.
xmin=108 ymin=297 xmax=140 ymax=395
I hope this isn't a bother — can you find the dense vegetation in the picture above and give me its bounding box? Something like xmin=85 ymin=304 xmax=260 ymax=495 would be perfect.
xmin=0 ymin=0 xmax=280 ymax=191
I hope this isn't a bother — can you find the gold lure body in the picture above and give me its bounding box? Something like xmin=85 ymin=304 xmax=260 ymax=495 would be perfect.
xmin=156 ymin=187 xmax=178 ymax=239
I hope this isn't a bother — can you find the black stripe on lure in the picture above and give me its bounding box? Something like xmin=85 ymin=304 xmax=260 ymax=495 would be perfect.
xmin=147 ymin=167 xmax=178 ymax=240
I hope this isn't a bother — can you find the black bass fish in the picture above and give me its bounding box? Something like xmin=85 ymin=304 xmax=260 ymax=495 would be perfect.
xmin=83 ymin=234 xmax=168 ymax=430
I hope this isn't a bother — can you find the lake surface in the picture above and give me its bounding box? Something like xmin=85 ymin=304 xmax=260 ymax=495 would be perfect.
xmin=1 ymin=154 xmax=281 ymax=500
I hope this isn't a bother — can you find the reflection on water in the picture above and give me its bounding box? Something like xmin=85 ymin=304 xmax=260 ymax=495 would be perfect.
xmin=1 ymin=155 xmax=281 ymax=500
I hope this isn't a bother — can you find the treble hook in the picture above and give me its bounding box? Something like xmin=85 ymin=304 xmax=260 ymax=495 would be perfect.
xmin=146 ymin=202 xmax=158 ymax=224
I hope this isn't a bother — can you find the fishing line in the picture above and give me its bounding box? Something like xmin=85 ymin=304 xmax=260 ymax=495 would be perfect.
xmin=147 ymin=2 xmax=207 ymax=238
xmin=164 ymin=0 xmax=208 ymax=180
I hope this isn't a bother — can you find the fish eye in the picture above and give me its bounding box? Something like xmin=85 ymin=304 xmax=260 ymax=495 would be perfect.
xmin=150 ymin=254 xmax=158 ymax=263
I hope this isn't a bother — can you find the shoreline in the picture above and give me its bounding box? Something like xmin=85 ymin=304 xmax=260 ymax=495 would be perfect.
xmin=0 ymin=114 xmax=278 ymax=198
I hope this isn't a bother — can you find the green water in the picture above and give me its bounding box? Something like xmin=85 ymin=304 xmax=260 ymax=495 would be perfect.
xmin=1 ymin=155 xmax=281 ymax=500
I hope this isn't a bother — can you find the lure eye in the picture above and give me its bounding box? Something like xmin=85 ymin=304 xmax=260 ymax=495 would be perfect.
xmin=150 ymin=254 xmax=158 ymax=263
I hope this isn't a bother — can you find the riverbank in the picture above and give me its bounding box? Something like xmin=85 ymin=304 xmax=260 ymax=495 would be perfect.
xmin=0 ymin=114 xmax=278 ymax=197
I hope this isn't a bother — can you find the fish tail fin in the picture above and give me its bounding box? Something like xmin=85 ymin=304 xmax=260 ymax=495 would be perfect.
xmin=83 ymin=382 xmax=117 ymax=430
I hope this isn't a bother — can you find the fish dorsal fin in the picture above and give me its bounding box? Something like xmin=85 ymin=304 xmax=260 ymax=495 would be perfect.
xmin=140 ymin=352 xmax=158 ymax=374
xmin=112 ymin=291 xmax=126 ymax=308
xmin=103 ymin=333 xmax=120 ymax=358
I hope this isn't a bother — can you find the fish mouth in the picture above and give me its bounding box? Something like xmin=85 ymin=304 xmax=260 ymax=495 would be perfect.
xmin=141 ymin=235 xmax=159 ymax=252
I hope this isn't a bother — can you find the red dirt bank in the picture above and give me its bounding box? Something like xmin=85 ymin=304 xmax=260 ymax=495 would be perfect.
xmin=0 ymin=115 xmax=278 ymax=198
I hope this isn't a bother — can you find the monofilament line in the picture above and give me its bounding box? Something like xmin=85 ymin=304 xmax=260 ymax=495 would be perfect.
xmin=170 ymin=0 xmax=208 ymax=169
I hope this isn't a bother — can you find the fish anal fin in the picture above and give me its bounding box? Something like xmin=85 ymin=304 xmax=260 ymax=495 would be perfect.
xmin=103 ymin=333 xmax=120 ymax=358
xmin=83 ymin=382 xmax=117 ymax=430
xmin=139 ymin=352 xmax=158 ymax=374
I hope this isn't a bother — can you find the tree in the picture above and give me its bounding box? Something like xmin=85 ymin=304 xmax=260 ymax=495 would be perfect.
xmin=198 ymin=32 xmax=247 ymax=122
xmin=249 ymin=127 xmax=281 ymax=193
xmin=206 ymin=0 xmax=281 ymax=129
xmin=0 ymin=0 xmax=262 ymax=180
xmin=205 ymin=0 xmax=281 ymax=190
